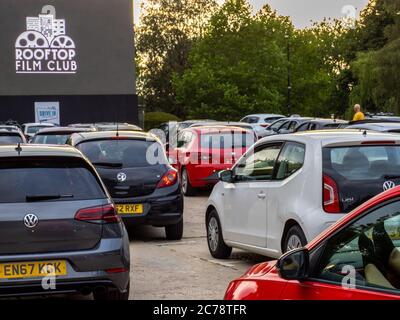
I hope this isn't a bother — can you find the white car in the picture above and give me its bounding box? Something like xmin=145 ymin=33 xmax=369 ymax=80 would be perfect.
xmin=22 ymin=122 xmax=56 ymax=140
xmin=240 ymin=114 xmax=285 ymax=137
xmin=206 ymin=130 xmax=400 ymax=259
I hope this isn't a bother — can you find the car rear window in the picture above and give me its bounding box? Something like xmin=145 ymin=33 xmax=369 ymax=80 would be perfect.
xmin=0 ymin=135 xmax=23 ymax=144
xmin=0 ymin=157 xmax=106 ymax=203
xmin=77 ymin=139 xmax=165 ymax=167
xmin=323 ymin=145 xmax=400 ymax=212
xmin=200 ymin=132 xmax=255 ymax=149
xmin=32 ymin=134 xmax=70 ymax=145
xmin=27 ymin=126 xmax=49 ymax=134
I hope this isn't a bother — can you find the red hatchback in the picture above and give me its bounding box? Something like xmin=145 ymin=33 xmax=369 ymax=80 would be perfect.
xmin=169 ymin=126 xmax=255 ymax=196
xmin=225 ymin=186 xmax=400 ymax=300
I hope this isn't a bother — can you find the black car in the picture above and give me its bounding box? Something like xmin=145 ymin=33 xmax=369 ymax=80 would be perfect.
xmin=69 ymin=131 xmax=184 ymax=240
xmin=294 ymin=119 xmax=348 ymax=132
xmin=31 ymin=127 xmax=96 ymax=145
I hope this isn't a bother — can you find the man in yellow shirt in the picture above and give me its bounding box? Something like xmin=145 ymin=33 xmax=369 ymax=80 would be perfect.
xmin=353 ymin=104 xmax=365 ymax=121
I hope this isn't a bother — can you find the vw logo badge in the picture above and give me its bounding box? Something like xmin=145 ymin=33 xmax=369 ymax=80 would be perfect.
xmin=117 ymin=172 xmax=127 ymax=182
xmin=24 ymin=214 xmax=39 ymax=229
xmin=383 ymin=181 xmax=396 ymax=191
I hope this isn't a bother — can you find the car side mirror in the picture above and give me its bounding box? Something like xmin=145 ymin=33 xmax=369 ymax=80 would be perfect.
xmin=277 ymin=248 xmax=309 ymax=281
xmin=219 ymin=170 xmax=234 ymax=183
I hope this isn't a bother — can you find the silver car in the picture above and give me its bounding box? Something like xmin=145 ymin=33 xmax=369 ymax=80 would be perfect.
xmin=0 ymin=145 xmax=130 ymax=299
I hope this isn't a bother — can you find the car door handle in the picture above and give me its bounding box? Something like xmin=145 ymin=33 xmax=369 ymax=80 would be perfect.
xmin=257 ymin=193 xmax=266 ymax=199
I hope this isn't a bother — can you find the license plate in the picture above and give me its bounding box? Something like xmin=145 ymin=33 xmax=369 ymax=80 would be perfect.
xmin=0 ymin=261 xmax=67 ymax=279
xmin=116 ymin=204 xmax=143 ymax=215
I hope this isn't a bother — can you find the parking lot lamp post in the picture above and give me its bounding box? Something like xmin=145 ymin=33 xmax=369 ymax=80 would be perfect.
xmin=285 ymin=32 xmax=292 ymax=115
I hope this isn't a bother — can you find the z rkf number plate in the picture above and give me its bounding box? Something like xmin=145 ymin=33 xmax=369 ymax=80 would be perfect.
xmin=116 ymin=204 xmax=144 ymax=215
xmin=0 ymin=261 xmax=67 ymax=279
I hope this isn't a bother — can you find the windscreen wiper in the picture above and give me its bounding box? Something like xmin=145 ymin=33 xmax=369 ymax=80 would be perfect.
xmin=92 ymin=162 xmax=123 ymax=168
xmin=26 ymin=194 xmax=74 ymax=202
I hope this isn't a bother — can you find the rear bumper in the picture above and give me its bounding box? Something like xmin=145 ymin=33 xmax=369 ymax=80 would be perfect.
xmin=115 ymin=193 xmax=184 ymax=227
xmin=0 ymin=237 xmax=130 ymax=297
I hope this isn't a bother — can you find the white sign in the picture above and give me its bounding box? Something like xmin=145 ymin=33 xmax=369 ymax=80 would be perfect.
xmin=15 ymin=5 xmax=78 ymax=74
xmin=35 ymin=102 xmax=60 ymax=125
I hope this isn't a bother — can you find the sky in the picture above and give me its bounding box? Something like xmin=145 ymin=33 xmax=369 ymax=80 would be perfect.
xmin=134 ymin=0 xmax=369 ymax=28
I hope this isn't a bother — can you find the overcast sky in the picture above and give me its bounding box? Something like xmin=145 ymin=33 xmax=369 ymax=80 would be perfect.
xmin=134 ymin=0 xmax=369 ymax=28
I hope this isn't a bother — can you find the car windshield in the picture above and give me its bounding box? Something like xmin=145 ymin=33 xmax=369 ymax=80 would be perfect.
xmin=77 ymin=139 xmax=165 ymax=167
xmin=199 ymin=132 xmax=255 ymax=149
xmin=32 ymin=134 xmax=70 ymax=145
xmin=0 ymin=135 xmax=23 ymax=144
xmin=0 ymin=158 xmax=105 ymax=203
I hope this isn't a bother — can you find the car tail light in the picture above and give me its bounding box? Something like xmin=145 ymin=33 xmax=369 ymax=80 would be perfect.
xmin=75 ymin=204 xmax=121 ymax=223
xmin=106 ymin=267 xmax=129 ymax=274
xmin=260 ymin=124 xmax=269 ymax=128
xmin=157 ymin=169 xmax=178 ymax=188
xmin=323 ymin=175 xmax=341 ymax=213
xmin=361 ymin=141 xmax=396 ymax=145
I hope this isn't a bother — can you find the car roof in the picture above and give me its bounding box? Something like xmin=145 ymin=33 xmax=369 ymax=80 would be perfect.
xmin=23 ymin=123 xmax=55 ymax=126
xmin=304 ymin=118 xmax=348 ymax=124
xmin=260 ymin=129 xmax=400 ymax=146
xmin=188 ymin=126 xmax=253 ymax=134
xmin=35 ymin=127 xmax=96 ymax=134
xmin=69 ymin=131 xmax=158 ymax=145
xmin=0 ymin=144 xmax=84 ymax=158
xmin=0 ymin=129 xmax=22 ymax=135
xmin=242 ymin=114 xmax=286 ymax=118
xmin=347 ymin=122 xmax=400 ymax=131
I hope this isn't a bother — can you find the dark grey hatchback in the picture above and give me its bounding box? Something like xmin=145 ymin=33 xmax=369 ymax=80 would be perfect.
xmin=0 ymin=145 xmax=130 ymax=300
xmin=69 ymin=131 xmax=184 ymax=240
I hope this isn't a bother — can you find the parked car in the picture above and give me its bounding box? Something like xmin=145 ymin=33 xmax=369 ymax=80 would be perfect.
xmin=169 ymin=126 xmax=256 ymax=196
xmin=295 ymin=119 xmax=348 ymax=132
xmin=261 ymin=117 xmax=312 ymax=137
xmin=31 ymin=127 xmax=96 ymax=145
xmin=225 ymin=186 xmax=400 ymax=300
xmin=190 ymin=122 xmax=258 ymax=140
xmin=69 ymin=131 xmax=184 ymax=240
xmin=346 ymin=122 xmax=400 ymax=133
xmin=95 ymin=123 xmax=143 ymax=132
xmin=240 ymin=114 xmax=286 ymax=137
xmin=0 ymin=145 xmax=130 ymax=299
xmin=0 ymin=128 xmax=26 ymax=144
xmin=206 ymin=130 xmax=400 ymax=260
xmin=22 ymin=123 xmax=56 ymax=140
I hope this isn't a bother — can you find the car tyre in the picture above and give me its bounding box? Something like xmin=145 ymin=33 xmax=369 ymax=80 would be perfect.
xmin=283 ymin=225 xmax=307 ymax=253
xmin=93 ymin=282 xmax=130 ymax=301
xmin=165 ymin=219 xmax=183 ymax=240
xmin=181 ymin=167 xmax=196 ymax=197
xmin=206 ymin=209 xmax=232 ymax=259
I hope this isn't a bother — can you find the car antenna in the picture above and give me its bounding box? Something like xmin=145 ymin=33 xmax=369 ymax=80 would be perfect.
xmin=116 ymin=122 xmax=119 ymax=137
xmin=15 ymin=143 xmax=22 ymax=155
xmin=363 ymin=130 xmax=367 ymax=137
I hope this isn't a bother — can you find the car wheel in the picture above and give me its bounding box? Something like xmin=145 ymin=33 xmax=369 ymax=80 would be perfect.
xmin=93 ymin=282 xmax=130 ymax=301
xmin=283 ymin=225 xmax=307 ymax=253
xmin=181 ymin=168 xmax=196 ymax=196
xmin=206 ymin=210 xmax=232 ymax=259
xmin=165 ymin=219 xmax=183 ymax=240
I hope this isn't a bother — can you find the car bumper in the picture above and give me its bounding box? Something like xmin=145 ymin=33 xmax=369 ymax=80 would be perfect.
xmin=0 ymin=238 xmax=130 ymax=297
xmin=115 ymin=194 xmax=184 ymax=227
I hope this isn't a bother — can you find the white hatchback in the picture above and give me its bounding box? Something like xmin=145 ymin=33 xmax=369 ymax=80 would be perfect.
xmin=206 ymin=130 xmax=400 ymax=259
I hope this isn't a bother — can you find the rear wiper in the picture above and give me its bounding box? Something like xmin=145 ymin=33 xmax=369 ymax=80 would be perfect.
xmin=92 ymin=162 xmax=123 ymax=168
xmin=26 ymin=194 xmax=74 ymax=202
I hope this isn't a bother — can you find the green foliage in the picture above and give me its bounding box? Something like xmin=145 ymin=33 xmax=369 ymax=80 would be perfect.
xmin=144 ymin=112 xmax=181 ymax=130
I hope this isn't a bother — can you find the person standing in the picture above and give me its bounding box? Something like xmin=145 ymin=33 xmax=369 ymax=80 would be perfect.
xmin=353 ymin=104 xmax=365 ymax=121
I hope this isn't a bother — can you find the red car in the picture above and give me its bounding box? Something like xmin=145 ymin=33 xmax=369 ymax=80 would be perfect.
xmin=225 ymin=186 xmax=400 ymax=300
xmin=169 ymin=126 xmax=255 ymax=196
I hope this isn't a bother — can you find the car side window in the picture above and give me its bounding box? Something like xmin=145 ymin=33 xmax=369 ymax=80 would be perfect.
xmin=314 ymin=200 xmax=400 ymax=293
xmin=177 ymin=132 xmax=188 ymax=148
xmin=296 ymin=123 xmax=309 ymax=132
xmin=234 ymin=144 xmax=282 ymax=182
xmin=288 ymin=121 xmax=298 ymax=131
xmin=274 ymin=142 xmax=305 ymax=180
xmin=279 ymin=121 xmax=290 ymax=131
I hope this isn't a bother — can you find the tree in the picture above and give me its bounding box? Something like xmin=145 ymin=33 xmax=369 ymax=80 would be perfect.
xmin=136 ymin=0 xmax=218 ymax=117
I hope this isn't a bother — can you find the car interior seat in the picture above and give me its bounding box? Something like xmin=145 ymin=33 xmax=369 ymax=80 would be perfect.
xmin=358 ymin=233 xmax=395 ymax=289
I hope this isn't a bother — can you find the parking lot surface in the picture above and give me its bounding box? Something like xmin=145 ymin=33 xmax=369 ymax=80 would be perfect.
xmin=129 ymin=192 xmax=267 ymax=300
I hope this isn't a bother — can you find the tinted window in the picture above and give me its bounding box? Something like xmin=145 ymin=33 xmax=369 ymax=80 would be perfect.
xmin=0 ymin=158 xmax=105 ymax=203
xmin=269 ymin=119 xmax=286 ymax=131
xmin=242 ymin=117 xmax=259 ymax=124
xmin=275 ymin=142 xmax=305 ymax=180
xmin=77 ymin=139 xmax=165 ymax=167
xmin=315 ymin=200 xmax=400 ymax=293
xmin=296 ymin=123 xmax=310 ymax=132
xmin=0 ymin=135 xmax=23 ymax=144
xmin=32 ymin=134 xmax=70 ymax=145
xmin=200 ymin=132 xmax=255 ymax=149
xmin=27 ymin=126 xmax=50 ymax=134
xmin=264 ymin=117 xmax=283 ymax=123
xmin=235 ymin=144 xmax=282 ymax=181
